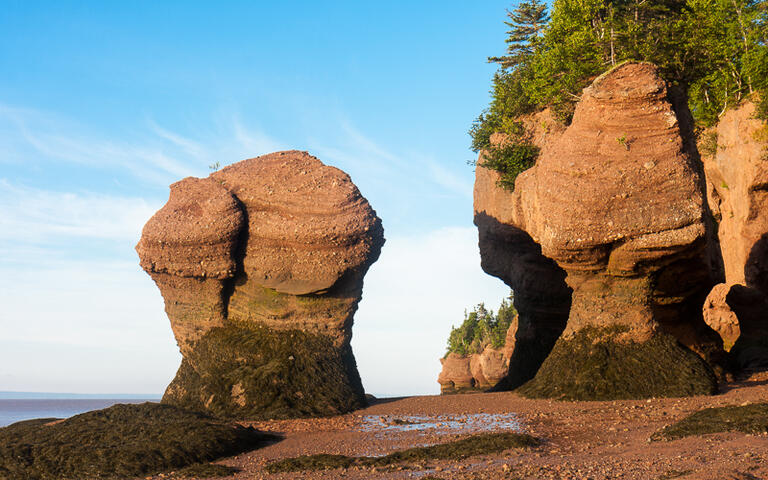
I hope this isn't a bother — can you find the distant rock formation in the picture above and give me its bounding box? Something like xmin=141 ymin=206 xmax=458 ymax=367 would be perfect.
xmin=137 ymin=151 xmax=384 ymax=419
xmin=701 ymin=100 xmax=768 ymax=370
xmin=475 ymin=63 xmax=725 ymax=400
xmin=437 ymin=316 xmax=517 ymax=393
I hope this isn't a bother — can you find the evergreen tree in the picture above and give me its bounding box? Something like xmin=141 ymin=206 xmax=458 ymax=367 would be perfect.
xmin=445 ymin=293 xmax=518 ymax=356
xmin=471 ymin=0 xmax=768 ymax=182
xmin=489 ymin=0 xmax=551 ymax=69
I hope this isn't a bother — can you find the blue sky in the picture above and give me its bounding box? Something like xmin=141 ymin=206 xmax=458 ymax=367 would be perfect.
xmin=0 ymin=1 xmax=514 ymax=396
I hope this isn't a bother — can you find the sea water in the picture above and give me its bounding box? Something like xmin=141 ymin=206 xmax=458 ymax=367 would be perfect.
xmin=0 ymin=396 xmax=160 ymax=427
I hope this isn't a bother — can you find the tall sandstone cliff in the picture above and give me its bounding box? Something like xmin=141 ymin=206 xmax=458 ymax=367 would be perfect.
xmin=137 ymin=151 xmax=384 ymax=419
xmin=475 ymin=63 xmax=730 ymax=400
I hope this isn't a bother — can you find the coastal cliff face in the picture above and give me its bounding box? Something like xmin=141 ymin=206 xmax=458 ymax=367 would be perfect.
xmin=473 ymin=111 xmax=573 ymax=391
xmin=137 ymin=151 xmax=384 ymax=419
xmin=701 ymin=101 xmax=768 ymax=370
xmin=474 ymin=63 xmax=726 ymax=400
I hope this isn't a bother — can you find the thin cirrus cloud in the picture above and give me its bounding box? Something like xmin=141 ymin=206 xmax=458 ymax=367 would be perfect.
xmin=0 ymin=180 xmax=157 ymax=245
xmin=0 ymin=103 xmax=289 ymax=188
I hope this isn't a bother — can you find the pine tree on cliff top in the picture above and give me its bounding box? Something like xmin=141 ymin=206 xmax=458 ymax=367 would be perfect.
xmin=489 ymin=0 xmax=550 ymax=70
xmin=471 ymin=0 xmax=768 ymax=159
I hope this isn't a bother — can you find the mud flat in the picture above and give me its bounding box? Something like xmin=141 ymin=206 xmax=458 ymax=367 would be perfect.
xmin=134 ymin=372 xmax=768 ymax=480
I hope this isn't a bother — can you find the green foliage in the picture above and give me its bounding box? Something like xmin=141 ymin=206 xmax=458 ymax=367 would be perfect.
xmin=265 ymin=432 xmax=540 ymax=473
xmin=446 ymin=294 xmax=517 ymax=356
xmin=489 ymin=0 xmax=550 ymax=69
xmin=0 ymin=403 xmax=274 ymax=480
xmin=479 ymin=141 xmax=541 ymax=190
xmin=471 ymin=0 xmax=768 ymax=153
xmin=700 ymin=130 xmax=720 ymax=156
xmin=651 ymin=402 xmax=768 ymax=441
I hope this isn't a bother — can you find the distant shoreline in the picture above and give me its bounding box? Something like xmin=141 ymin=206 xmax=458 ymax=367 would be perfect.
xmin=0 ymin=391 xmax=161 ymax=400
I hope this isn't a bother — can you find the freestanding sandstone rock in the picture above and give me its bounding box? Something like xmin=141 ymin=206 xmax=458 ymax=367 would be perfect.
xmin=137 ymin=151 xmax=384 ymax=419
xmin=476 ymin=63 xmax=725 ymax=400
xmin=701 ymin=101 xmax=768 ymax=369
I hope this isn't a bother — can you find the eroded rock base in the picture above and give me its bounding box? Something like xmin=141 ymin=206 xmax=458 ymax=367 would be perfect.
xmin=163 ymin=322 xmax=366 ymax=419
xmin=516 ymin=326 xmax=718 ymax=400
xmin=489 ymin=327 xmax=563 ymax=392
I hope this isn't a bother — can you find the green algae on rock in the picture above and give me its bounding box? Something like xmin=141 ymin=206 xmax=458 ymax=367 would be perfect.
xmin=265 ymin=432 xmax=540 ymax=473
xmin=516 ymin=326 xmax=718 ymax=401
xmin=0 ymin=403 xmax=275 ymax=480
xmin=651 ymin=403 xmax=768 ymax=441
xmin=163 ymin=321 xmax=366 ymax=419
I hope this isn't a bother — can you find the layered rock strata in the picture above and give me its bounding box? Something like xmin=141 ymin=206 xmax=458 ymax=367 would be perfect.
xmin=474 ymin=111 xmax=573 ymax=391
xmin=476 ymin=63 xmax=725 ymax=400
xmin=137 ymin=151 xmax=384 ymax=419
xmin=701 ymin=101 xmax=768 ymax=369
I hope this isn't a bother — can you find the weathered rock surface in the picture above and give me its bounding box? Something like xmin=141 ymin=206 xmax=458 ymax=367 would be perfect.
xmin=701 ymin=102 xmax=768 ymax=369
xmin=476 ymin=63 xmax=724 ymax=400
xmin=437 ymin=319 xmax=517 ymax=393
xmin=137 ymin=150 xmax=384 ymax=419
xmin=703 ymin=101 xmax=768 ymax=287
xmin=474 ymin=111 xmax=573 ymax=391
xmin=702 ymin=283 xmax=741 ymax=349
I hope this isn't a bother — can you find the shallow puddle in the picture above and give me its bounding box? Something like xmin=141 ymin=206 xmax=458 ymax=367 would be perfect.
xmin=359 ymin=413 xmax=522 ymax=434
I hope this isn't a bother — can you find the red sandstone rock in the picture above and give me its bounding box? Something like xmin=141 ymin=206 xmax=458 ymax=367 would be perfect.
xmin=137 ymin=151 xmax=384 ymax=418
xmin=437 ymin=317 xmax=518 ymax=394
xmin=437 ymin=354 xmax=475 ymax=392
xmin=700 ymin=100 xmax=768 ymax=370
xmin=702 ymin=101 xmax=768 ymax=289
xmin=475 ymin=63 xmax=723 ymax=399
xmin=702 ymin=283 xmax=741 ymax=349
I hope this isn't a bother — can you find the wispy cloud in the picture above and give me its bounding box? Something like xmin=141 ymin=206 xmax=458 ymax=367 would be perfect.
xmin=0 ymin=104 xmax=198 ymax=185
xmin=310 ymin=119 xmax=474 ymax=202
xmin=0 ymin=103 xmax=287 ymax=186
xmin=0 ymin=180 xmax=157 ymax=244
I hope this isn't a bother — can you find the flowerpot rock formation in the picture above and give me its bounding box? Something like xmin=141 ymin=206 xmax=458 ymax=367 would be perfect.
xmin=137 ymin=151 xmax=384 ymax=419
xmin=475 ymin=63 xmax=727 ymax=400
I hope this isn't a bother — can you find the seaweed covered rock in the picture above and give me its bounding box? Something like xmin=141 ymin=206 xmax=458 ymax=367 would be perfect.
xmin=701 ymin=101 xmax=768 ymax=370
xmin=0 ymin=403 xmax=274 ymax=480
xmin=137 ymin=151 xmax=384 ymax=419
xmin=476 ymin=63 xmax=725 ymax=400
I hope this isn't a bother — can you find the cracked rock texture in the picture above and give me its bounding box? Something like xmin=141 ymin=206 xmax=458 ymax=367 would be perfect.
xmin=137 ymin=151 xmax=384 ymax=418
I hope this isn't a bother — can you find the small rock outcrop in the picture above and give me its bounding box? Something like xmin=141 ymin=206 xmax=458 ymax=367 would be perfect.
xmin=437 ymin=318 xmax=517 ymax=393
xmin=137 ymin=151 xmax=384 ymax=419
xmin=475 ymin=63 xmax=725 ymax=400
xmin=702 ymin=283 xmax=741 ymax=349
xmin=701 ymin=101 xmax=768 ymax=369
